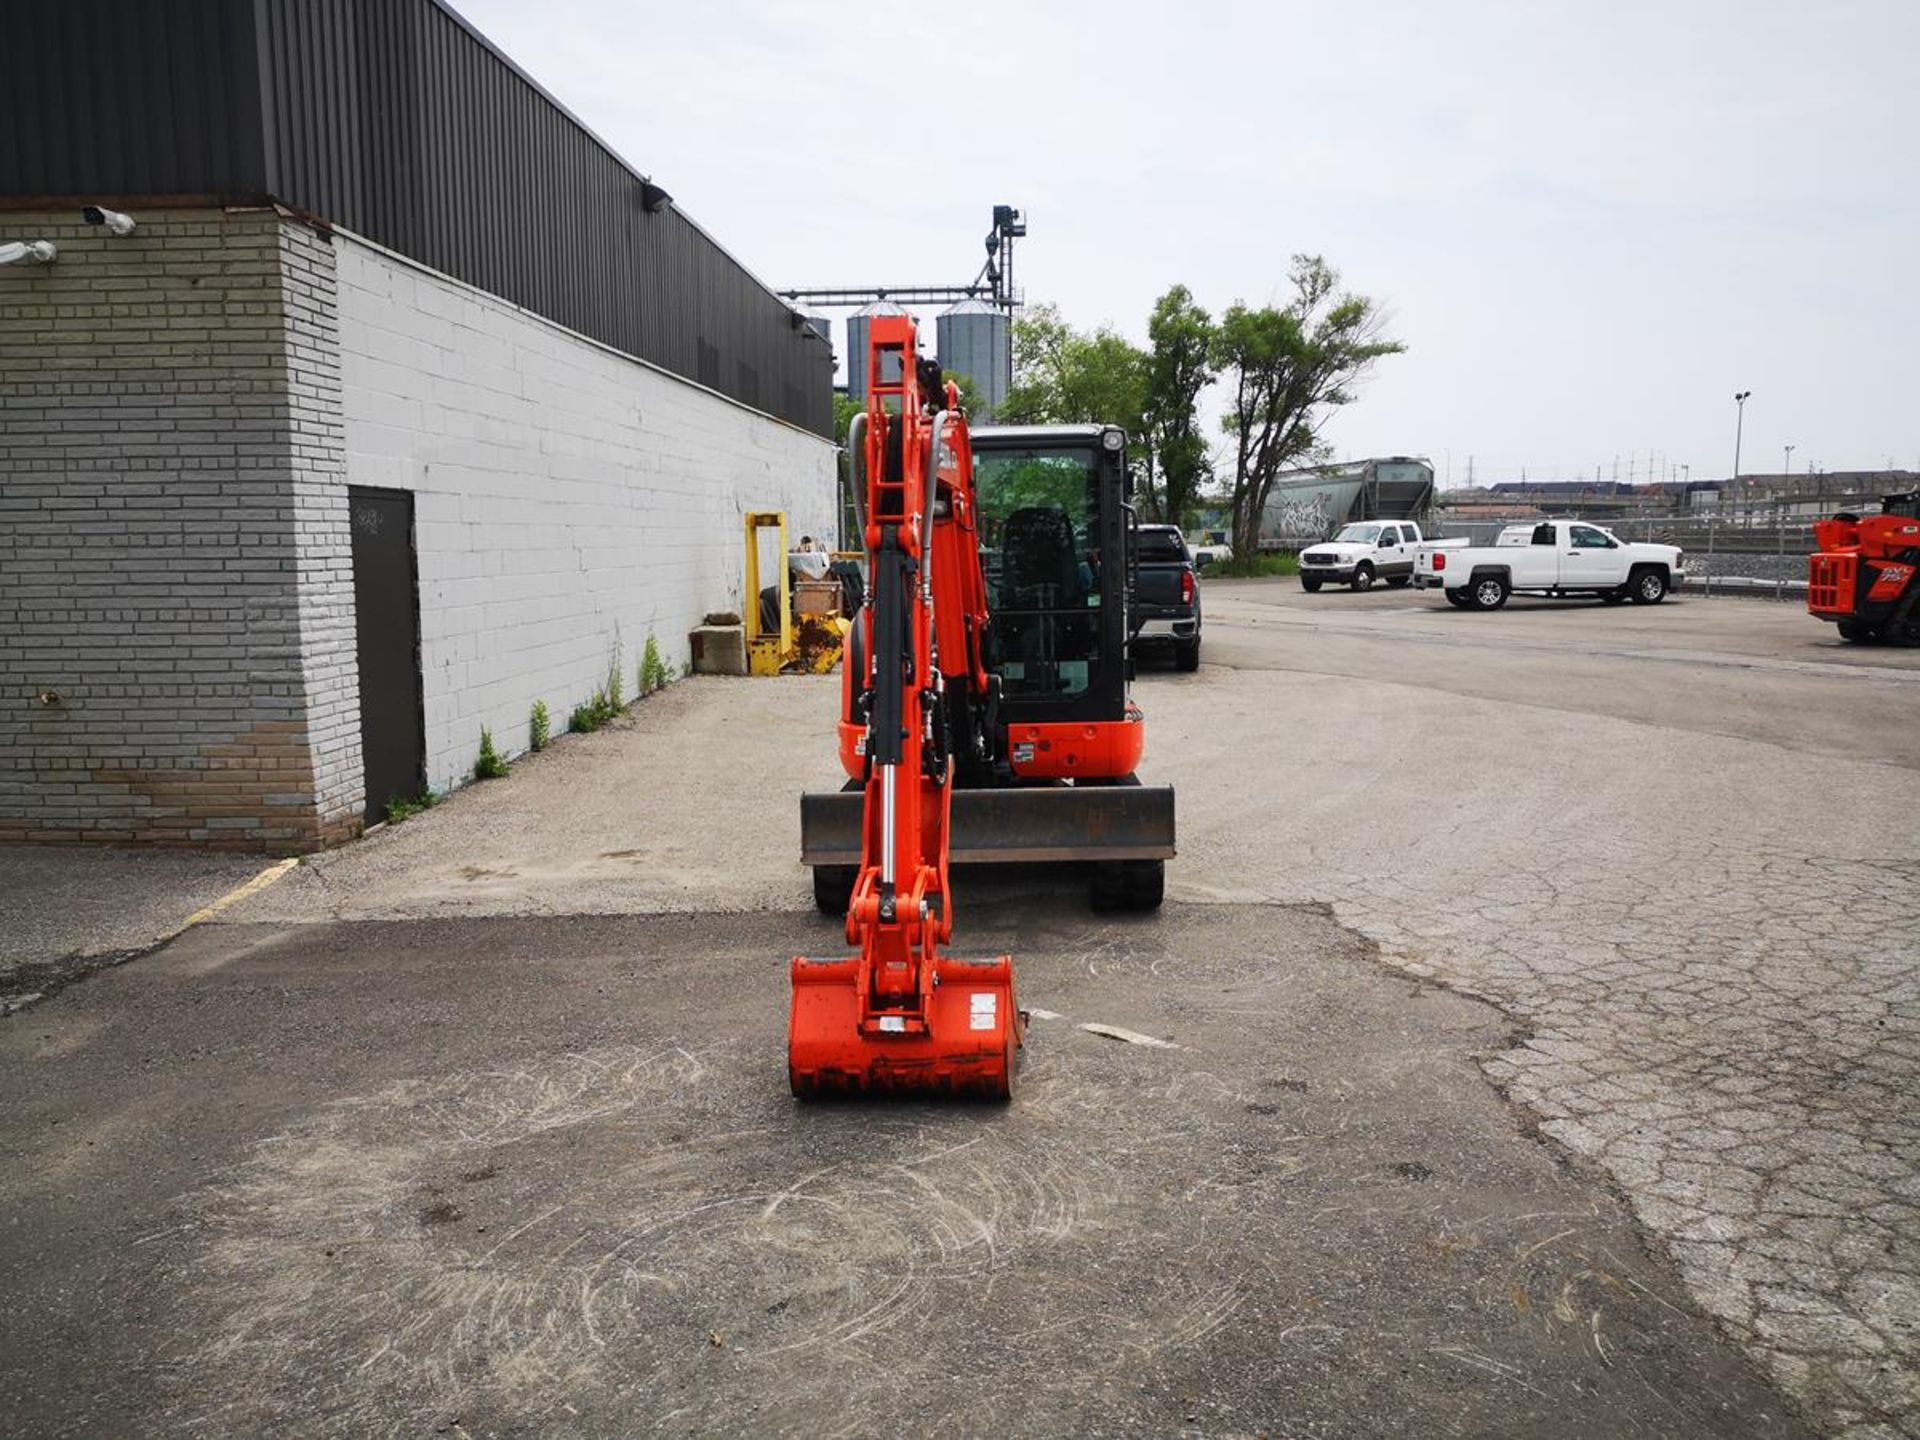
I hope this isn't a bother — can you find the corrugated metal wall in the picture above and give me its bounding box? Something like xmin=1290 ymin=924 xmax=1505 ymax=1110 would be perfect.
xmin=0 ymin=0 xmax=831 ymax=437
xmin=0 ymin=0 xmax=266 ymax=196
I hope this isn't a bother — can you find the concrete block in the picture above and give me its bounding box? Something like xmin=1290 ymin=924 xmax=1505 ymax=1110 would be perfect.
xmin=690 ymin=625 xmax=747 ymax=676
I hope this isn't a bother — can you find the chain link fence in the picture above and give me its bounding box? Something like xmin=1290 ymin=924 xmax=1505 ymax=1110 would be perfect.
xmin=1429 ymin=492 xmax=1887 ymax=600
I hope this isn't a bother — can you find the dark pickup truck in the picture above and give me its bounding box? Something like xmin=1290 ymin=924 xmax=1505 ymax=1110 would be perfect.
xmin=1131 ymin=524 xmax=1202 ymax=671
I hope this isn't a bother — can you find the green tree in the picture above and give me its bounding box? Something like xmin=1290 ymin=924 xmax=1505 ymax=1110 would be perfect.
xmin=1214 ymin=256 xmax=1404 ymax=559
xmin=1000 ymin=303 xmax=1149 ymax=442
xmin=942 ymin=369 xmax=985 ymax=417
xmin=1141 ymin=285 xmax=1217 ymax=527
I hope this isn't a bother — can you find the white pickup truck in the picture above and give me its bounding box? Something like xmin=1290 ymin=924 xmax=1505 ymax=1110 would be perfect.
xmin=1413 ymin=520 xmax=1685 ymax=610
xmin=1299 ymin=520 xmax=1426 ymax=592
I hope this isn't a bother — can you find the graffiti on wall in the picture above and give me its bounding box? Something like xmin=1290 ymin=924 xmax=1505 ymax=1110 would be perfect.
xmin=1265 ymin=492 xmax=1337 ymax=542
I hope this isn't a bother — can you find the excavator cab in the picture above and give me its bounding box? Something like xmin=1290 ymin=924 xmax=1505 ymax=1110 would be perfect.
xmin=971 ymin=426 xmax=1135 ymax=774
xmin=802 ymin=424 xmax=1173 ymax=918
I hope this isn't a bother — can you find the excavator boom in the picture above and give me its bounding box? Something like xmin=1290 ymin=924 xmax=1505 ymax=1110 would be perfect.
xmin=787 ymin=313 xmax=1023 ymax=1098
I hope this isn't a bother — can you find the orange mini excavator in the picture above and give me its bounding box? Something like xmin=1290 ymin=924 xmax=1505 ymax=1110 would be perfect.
xmin=788 ymin=311 xmax=1021 ymax=1098
xmin=1808 ymin=490 xmax=1920 ymax=646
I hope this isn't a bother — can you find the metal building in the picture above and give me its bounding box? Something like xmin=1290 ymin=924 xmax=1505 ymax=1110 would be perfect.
xmin=936 ymin=298 xmax=1012 ymax=419
xmin=0 ymin=0 xmax=837 ymax=851
xmin=0 ymin=0 xmax=832 ymax=435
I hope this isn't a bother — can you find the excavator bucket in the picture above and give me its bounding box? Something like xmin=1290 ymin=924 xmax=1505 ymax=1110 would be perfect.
xmin=788 ymin=954 xmax=1023 ymax=1099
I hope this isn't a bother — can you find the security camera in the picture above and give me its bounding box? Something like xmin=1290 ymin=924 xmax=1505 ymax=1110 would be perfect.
xmin=0 ymin=240 xmax=57 ymax=266
xmin=82 ymin=205 xmax=136 ymax=236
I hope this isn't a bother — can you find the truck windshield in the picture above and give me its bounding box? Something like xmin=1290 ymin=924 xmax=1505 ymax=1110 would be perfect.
xmin=1333 ymin=524 xmax=1382 ymax=543
xmin=973 ymin=446 xmax=1101 ymax=700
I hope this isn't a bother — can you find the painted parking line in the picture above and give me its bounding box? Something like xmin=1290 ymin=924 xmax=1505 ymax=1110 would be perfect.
xmin=179 ymin=858 xmax=300 ymax=928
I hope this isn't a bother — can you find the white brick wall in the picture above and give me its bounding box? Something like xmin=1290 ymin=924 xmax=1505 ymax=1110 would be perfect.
xmin=0 ymin=208 xmax=353 ymax=850
xmin=333 ymin=235 xmax=836 ymax=793
xmin=280 ymin=223 xmax=363 ymax=834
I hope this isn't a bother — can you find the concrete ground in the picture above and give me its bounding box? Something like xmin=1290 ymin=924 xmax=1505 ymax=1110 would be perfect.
xmin=2 ymin=579 xmax=1914 ymax=1436
xmin=3 ymin=908 xmax=1803 ymax=1438
xmin=0 ymin=846 xmax=269 ymax=1012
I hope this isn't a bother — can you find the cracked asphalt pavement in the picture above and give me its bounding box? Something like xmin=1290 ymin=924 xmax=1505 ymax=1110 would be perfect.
xmin=1175 ymin=584 xmax=1920 ymax=1438
xmin=3 ymin=580 xmax=1914 ymax=1436
xmin=231 ymin=582 xmax=1920 ymax=1436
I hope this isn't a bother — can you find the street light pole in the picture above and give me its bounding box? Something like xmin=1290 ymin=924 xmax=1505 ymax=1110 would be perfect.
xmin=1732 ymin=389 xmax=1751 ymax=521
xmin=1778 ymin=444 xmax=1794 ymax=603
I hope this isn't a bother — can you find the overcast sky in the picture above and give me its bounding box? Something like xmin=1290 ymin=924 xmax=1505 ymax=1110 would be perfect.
xmin=456 ymin=0 xmax=1916 ymax=486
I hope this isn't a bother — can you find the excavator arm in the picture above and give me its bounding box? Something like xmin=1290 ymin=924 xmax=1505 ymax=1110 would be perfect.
xmin=787 ymin=312 xmax=1024 ymax=1098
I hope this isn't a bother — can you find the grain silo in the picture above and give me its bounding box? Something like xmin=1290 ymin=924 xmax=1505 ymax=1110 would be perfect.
xmin=936 ymin=297 xmax=1011 ymax=419
xmin=845 ymin=300 xmax=908 ymax=403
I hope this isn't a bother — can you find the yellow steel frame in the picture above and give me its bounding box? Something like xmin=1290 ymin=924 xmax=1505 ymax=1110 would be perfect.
xmin=743 ymin=511 xmax=790 ymax=676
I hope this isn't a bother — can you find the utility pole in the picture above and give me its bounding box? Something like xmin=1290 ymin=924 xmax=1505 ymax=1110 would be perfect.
xmin=1732 ymin=389 xmax=1752 ymax=520
xmin=1777 ymin=442 xmax=1795 ymax=603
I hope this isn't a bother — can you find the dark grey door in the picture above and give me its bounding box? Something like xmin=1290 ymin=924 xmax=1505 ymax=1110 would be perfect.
xmin=348 ymin=487 xmax=425 ymax=823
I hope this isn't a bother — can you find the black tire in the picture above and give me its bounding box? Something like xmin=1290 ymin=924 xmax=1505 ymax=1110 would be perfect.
xmin=1092 ymin=859 xmax=1165 ymax=913
xmin=812 ymin=864 xmax=856 ymax=917
xmin=1444 ymin=589 xmax=1471 ymax=607
xmin=1888 ymin=589 xmax=1920 ymax=648
xmin=1350 ymin=563 xmax=1375 ymax=592
xmin=1600 ymin=588 xmax=1628 ymax=605
xmin=1629 ymin=567 xmax=1668 ymax=605
xmin=1301 ymin=575 xmax=1322 ymax=593
xmin=1467 ymin=573 xmax=1509 ymax=610
xmin=1837 ymin=620 xmax=1874 ymax=643
xmin=1386 ymin=573 xmax=1411 ymax=588
xmin=1174 ymin=637 xmax=1200 ymax=672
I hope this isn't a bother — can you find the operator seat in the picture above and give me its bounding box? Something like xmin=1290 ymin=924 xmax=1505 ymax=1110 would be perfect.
xmin=1002 ymin=506 xmax=1081 ymax=610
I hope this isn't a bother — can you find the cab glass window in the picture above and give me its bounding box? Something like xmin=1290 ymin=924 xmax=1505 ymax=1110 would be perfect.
xmin=1571 ymin=525 xmax=1613 ymax=549
xmin=973 ymin=447 xmax=1101 ymax=700
xmin=1532 ymin=524 xmax=1556 ymax=546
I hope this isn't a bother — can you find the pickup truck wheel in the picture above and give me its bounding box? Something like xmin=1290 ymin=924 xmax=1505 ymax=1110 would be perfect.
xmin=1300 ymin=575 xmax=1322 ymax=593
xmin=1468 ymin=575 xmax=1509 ymax=610
xmin=1174 ymin=637 xmax=1201 ymax=672
xmin=1600 ymin=588 xmax=1628 ymax=605
xmin=1629 ymin=567 xmax=1669 ymax=604
xmin=1349 ymin=563 xmax=1375 ymax=592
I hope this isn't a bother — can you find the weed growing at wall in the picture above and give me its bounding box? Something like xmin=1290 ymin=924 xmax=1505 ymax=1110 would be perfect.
xmin=640 ymin=633 xmax=671 ymax=694
xmin=529 ymin=700 xmax=551 ymax=752
xmin=569 ymin=689 xmax=620 ymax=734
xmin=384 ymin=790 xmax=438 ymax=825
xmin=475 ymin=726 xmax=510 ymax=780
xmin=606 ymin=638 xmax=626 ymax=710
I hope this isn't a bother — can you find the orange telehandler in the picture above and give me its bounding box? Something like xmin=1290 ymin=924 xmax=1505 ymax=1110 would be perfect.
xmin=787 ymin=311 xmax=1175 ymax=1099
xmin=1808 ymin=490 xmax=1920 ymax=645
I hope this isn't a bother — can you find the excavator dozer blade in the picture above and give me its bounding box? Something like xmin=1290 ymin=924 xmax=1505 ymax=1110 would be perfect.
xmin=800 ymin=784 xmax=1176 ymax=867
xmin=788 ymin=954 xmax=1023 ymax=1101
